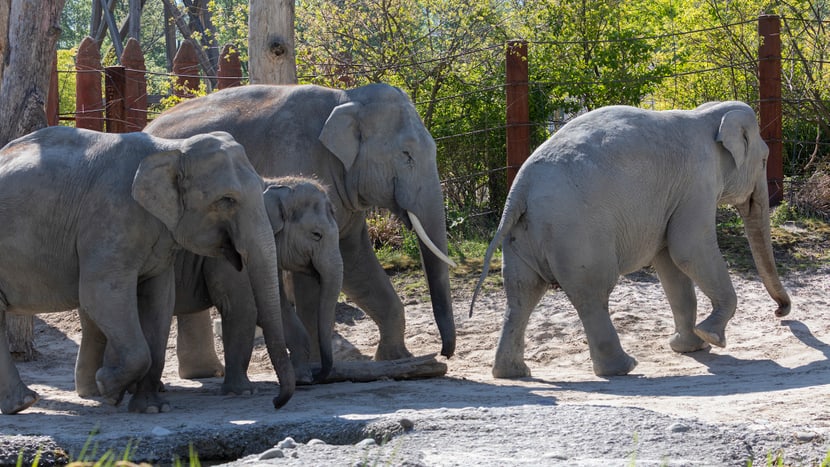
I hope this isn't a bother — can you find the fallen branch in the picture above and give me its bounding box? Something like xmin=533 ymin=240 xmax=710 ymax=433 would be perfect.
xmin=321 ymin=354 xmax=448 ymax=383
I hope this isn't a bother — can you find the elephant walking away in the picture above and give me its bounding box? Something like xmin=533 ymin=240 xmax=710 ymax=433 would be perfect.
xmin=75 ymin=176 xmax=342 ymax=395
xmin=470 ymin=101 xmax=791 ymax=378
xmin=145 ymin=83 xmax=456 ymax=369
xmin=0 ymin=127 xmax=295 ymax=414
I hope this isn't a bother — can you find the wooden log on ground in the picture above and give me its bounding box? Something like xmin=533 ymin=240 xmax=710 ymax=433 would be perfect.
xmin=319 ymin=354 xmax=447 ymax=383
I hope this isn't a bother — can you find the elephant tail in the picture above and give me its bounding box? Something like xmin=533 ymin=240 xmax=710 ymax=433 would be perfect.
xmin=469 ymin=198 xmax=526 ymax=317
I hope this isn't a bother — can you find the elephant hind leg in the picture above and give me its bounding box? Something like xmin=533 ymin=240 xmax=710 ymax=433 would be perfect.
xmin=0 ymin=311 xmax=39 ymax=414
xmin=492 ymin=243 xmax=549 ymax=379
xmin=557 ymin=264 xmax=637 ymax=377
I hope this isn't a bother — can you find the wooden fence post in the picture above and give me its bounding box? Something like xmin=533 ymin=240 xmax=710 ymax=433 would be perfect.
xmin=758 ymin=14 xmax=783 ymax=206
xmin=173 ymin=40 xmax=201 ymax=98
xmin=121 ymin=38 xmax=147 ymax=131
xmin=217 ymin=44 xmax=243 ymax=90
xmin=47 ymin=51 xmax=58 ymax=126
xmin=75 ymin=36 xmax=104 ymax=131
xmin=505 ymin=40 xmax=530 ymax=189
xmin=104 ymin=65 xmax=126 ymax=133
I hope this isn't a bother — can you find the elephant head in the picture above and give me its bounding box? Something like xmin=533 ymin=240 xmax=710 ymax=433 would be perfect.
xmin=319 ymin=84 xmax=457 ymax=357
xmin=132 ymin=131 xmax=295 ymax=409
xmin=264 ymin=176 xmax=343 ymax=381
xmin=709 ymin=102 xmax=791 ymax=317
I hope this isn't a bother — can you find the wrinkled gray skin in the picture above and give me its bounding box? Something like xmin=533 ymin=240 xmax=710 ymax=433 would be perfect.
xmin=0 ymin=127 xmax=294 ymax=414
xmin=75 ymin=176 xmax=342 ymax=393
xmin=471 ymin=101 xmax=791 ymax=378
xmin=145 ymin=83 xmax=455 ymax=369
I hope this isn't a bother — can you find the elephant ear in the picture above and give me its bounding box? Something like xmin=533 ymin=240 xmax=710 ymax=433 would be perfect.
xmin=319 ymin=101 xmax=362 ymax=171
xmin=132 ymin=149 xmax=183 ymax=232
xmin=263 ymin=185 xmax=289 ymax=234
xmin=716 ymin=108 xmax=754 ymax=169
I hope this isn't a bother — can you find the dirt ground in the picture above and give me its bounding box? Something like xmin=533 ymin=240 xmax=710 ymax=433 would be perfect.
xmin=2 ymin=262 xmax=830 ymax=466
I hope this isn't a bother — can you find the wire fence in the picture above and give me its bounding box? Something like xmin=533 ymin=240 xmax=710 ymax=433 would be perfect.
xmin=51 ymin=14 xmax=830 ymax=236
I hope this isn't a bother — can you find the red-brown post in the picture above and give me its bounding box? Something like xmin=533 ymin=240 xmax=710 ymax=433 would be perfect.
xmin=217 ymin=44 xmax=243 ymax=90
xmin=121 ymin=38 xmax=147 ymax=132
xmin=105 ymin=66 xmax=126 ymax=133
xmin=758 ymin=15 xmax=783 ymax=206
xmin=46 ymin=50 xmax=59 ymax=126
xmin=75 ymin=36 xmax=104 ymax=131
xmin=173 ymin=40 xmax=201 ymax=98
xmin=506 ymin=40 xmax=530 ymax=188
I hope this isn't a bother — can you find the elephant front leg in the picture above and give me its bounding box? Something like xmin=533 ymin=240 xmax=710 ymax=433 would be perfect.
xmin=667 ymin=214 xmax=737 ymax=348
xmin=340 ymin=223 xmax=411 ymax=361
xmin=652 ymin=249 xmax=710 ymax=353
xmin=0 ymin=311 xmax=39 ymax=414
xmin=128 ymin=270 xmax=175 ymax=413
xmin=176 ymin=311 xmax=225 ymax=379
xmin=75 ymin=309 xmax=107 ymax=397
xmin=79 ymin=273 xmax=152 ymax=406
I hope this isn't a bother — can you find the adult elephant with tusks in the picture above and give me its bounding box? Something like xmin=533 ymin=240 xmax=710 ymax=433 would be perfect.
xmin=145 ymin=83 xmax=457 ymax=371
xmin=470 ymin=101 xmax=791 ymax=379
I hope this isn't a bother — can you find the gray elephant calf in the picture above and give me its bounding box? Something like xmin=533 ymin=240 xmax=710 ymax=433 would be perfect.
xmin=76 ymin=176 xmax=342 ymax=396
xmin=0 ymin=127 xmax=295 ymax=414
xmin=471 ymin=101 xmax=791 ymax=378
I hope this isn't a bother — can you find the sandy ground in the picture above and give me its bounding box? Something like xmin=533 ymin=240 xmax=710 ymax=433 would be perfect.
xmin=2 ymin=265 xmax=830 ymax=466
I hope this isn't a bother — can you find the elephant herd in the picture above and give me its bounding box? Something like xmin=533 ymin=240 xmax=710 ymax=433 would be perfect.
xmin=0 ymin=83 xmax=790 ymax=415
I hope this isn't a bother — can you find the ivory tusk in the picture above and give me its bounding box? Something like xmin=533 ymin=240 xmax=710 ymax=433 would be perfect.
xmin=408 ymin=211 xmax=457 ymax=268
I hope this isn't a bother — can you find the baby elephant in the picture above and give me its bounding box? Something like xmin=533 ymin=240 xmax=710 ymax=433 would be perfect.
xmin=174 ymin=176 xmax=343 ymax=389
xmin=471 ymin=101 xmax=791 ymax=378
xmin=0 ymin=127 xmax=294 ymax=414
xmin=76 ymin=176 xmax=342 ymax=398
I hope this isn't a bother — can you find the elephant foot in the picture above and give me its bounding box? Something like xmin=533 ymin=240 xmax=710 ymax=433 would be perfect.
xmin=128 ymin=391 xmax=171 ymax=413
xmin=694 ymin=318 xmax=727 ymax=348
xmin=75 ymin=379 xmax=100 ymax=398
xmin=492 ymin=358 xmax=531 ymax=379
xmin=95 ymin=371 xmax=128 ymax=406
xmin=374 ymin=342 xmax=413 ymax=361
xmin=669 ymin=332 xmax=711 ymax=353
xmin=178 ymin=358 xmax=225 ymax=380
xmin=221 ymin=377 xmax=257 ymax=396
xmin=1 ymin=382 xmax=39 ymax=414
xmin=293 ymin=363 xmax=314 ymax=386
xmin=592 ymin=353 xmax=638 ymax=377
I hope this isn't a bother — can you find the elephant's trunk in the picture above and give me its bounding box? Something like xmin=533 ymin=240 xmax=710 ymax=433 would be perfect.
xmin=245 ymin=214 xmax=296 ymax=408
xmin=312 ymin=243 xmax=343 ymax=381
xmin=736 ymin=177 xmax=791 ymax=317
xmin=404 ymin=201 xmax=456 ymax=358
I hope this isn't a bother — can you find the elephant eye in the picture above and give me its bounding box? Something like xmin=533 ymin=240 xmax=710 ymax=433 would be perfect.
xmin=311 ymin=231 xmax=323 ymax=241
xmin=216 ymin=195 xmax=238 ymax=210
xmin=403 ymin=150 xmax=414 ymax=167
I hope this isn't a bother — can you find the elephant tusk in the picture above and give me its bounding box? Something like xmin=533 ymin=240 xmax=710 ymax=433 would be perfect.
xmin=407 ymin=211 xmax=457 ymax=268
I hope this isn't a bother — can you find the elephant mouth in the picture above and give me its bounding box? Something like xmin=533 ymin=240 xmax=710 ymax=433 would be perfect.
xmin=220 ymin=234 xmax=245 ymax=271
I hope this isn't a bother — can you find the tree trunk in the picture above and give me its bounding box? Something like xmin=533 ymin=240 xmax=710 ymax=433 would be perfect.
xmin=0 ymin=0 xmax=66 ymax=361
xmin=248 ymin=0 xmax=297 ymax=84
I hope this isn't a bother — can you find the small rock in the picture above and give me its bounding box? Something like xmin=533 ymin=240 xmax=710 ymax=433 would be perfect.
xmin=668 ymin=422 xmax=691 ymax=433
xmin=277 ymin=437 xmax=297 ymax=449
xmin=795 ymin=431 xmax=817 ymax=442
xmin=151 ymin=426 xmax=172 ymax=437
xmin=307 ymin=439 xmax=327 ymax=446
xmin=258 ymin=448 xmax=284 ymax=460
xmin=290 ymin=451 xmax=299 ymax=458
xmin=356 ymin=438 xmax=377 ymax=448
xmin=399 ymin=418 xmax=414 ymax=431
